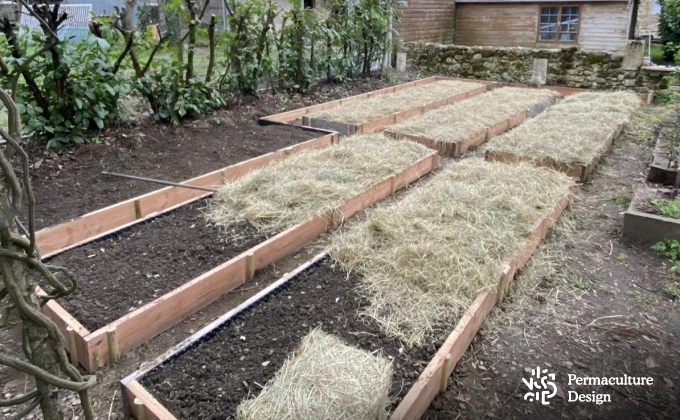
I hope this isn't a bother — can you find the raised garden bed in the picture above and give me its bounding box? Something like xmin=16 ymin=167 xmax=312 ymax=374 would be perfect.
xmin=28 ymin=122 xmax=327 ymax=230
xmin=300 ymin=79 xmax=488 ymax=136
xmin=34 ymin=131 xmax=337 ymax=259
xmin=623 ymin=186 xmax=680 ymax=244
xmin=383 ymin=87 xmax=560 ymax=157
xmin=647 ymin=112 xmax=678 ymax=185
xmin=39 ymin=140 xmax=437 ymax=372
xmin=259 ymin=77 xmax=490 ymax=135
xmin=486 ymin=91 xmax=641 ymax=182
xmin=119 ymin=161 xmax=571 ymax=420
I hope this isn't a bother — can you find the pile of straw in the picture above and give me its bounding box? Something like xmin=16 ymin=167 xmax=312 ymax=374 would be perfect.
xmin=237 ymin=328 xmax=393 ymax=420
xmin=206 ymin=134 xmax=432 ymax=232
xmin=331 ymin=159 xmax=574 ymax=346
xmin=388 ymin=87 xmax=560 ymax=144
xmin=486 ymin=91 xmax=640 ymax=164
xmin=309 ymin=80 xmax=485 ymax=124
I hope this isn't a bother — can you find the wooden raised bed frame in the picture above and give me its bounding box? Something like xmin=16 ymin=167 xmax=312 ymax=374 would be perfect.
xmin=41 ymin=148 xmax=437 ymax=373
xmin=485 ymin=124 xmax=624 ymax=183
xmin=119 ymin=192 xmax=570 ymax=420
xmin=622 ymin=187 xmax=680 ymax=244
xmin=260 ymin=77 xmax=654 ymax=131
xmin=383 ymin=95 xmax=559 ymax=157
xmin=35 ymin=129 xmax=337 ymax=259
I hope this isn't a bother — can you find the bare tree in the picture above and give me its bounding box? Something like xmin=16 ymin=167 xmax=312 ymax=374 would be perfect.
xmin=0 ymin=89 xmax=96 ymax=419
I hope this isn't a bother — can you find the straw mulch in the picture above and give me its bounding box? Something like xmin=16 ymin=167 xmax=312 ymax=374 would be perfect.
xmin=206 ymin=134 xmax=432 ymax=232
xmin=388 ymin=87 xmax=561 ymax=144
xmin=486 ymin=91 xmax=640 ymax=164
xmin=330 ymin=159 xmax=574 ymax=346
xmin=236 ymin=328 xmax=393 ymax=420
xmin=308 ymin=80 xmax=485 ymax=124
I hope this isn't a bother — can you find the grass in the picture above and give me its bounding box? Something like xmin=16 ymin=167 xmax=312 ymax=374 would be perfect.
xmin=236 ymin=328 xmax=392 ymax=420
xmin=386 ymin=87 xmax=560 ymax=147
xmin=206 ymin=134 xmax=432 ymax=232
xmin=650 ymin=44 xmax=665 ymax=65
xmin=486 ymin=91 xmax=641 ymax=165
xmin=628 ymin=291 xmax=655 ymax=311
xmin=308 ymin=80 xmax=486 ymax=125
xmin=330 ymin=159 xmax=574 ymax=346
xmin=611 ymin=194 xmax=632 ymax=206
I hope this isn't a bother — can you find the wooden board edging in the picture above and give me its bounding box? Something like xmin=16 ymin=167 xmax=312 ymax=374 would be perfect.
xmin=48 ymin=149 xmax=436 ymax=372
xmin=119 ymin=251 xmax=330 ymax=420
xmin=389 ymin=192 xmax=570 ymax=420
xmin=260 ymin=77 xmax=440 ymax=125
xmin=384 ymin=95 xmax=550 ymax=158
xmin=36 ymin=132 xmax=338 ymax=259
xmin=485 ymin=123 xmax=624 ymax=183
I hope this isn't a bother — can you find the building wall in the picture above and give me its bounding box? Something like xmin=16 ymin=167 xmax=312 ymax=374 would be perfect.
xmin=400 ymin=41 xmax=656 ymax=91
xmin=394 ymin=0 xmax=456 ymax=43
xmin=454 ymin=2 xmax=631 ymax=53
xmin=637 ymin=0 xmax=661 ymax=36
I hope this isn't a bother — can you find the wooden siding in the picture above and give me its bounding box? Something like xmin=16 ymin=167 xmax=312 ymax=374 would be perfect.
xmin=395 ymin=0 xmax=456 ymax=43
xmin=455 ymin=2 xmax=630 ymax=53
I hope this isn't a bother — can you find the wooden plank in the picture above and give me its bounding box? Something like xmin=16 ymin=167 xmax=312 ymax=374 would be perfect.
xmin=395 ymin=154 xmax=438 ymax=190
xmin=457 ymin=131 xmax=488 ymax=156
xmin=250 ymin=214 xmax=330 ymax=270
xmin=84 ymin=254 xmax=248 ymax=371
xmin=36 ymin=202 xmax=138 ymax=258
xmin=137 ymin=185 xmax=208 ymax=219
xmin=38 ymin=288 xmax=90 ymax=369
xmin=391 ymin=289 xmax=498 ymax=420
xmin=486 ymin=119 xmax=510 ymax=139
xmin=357 ymin=114 xmax=397 ymax=134
xmin=394 ymin=106 xmax=426 ymax=123
xmin=508 ymin=110 xmax=528 ymax=128
xmin=340 ymin=177 xmax=394 ymax=220
xmin=123 ymin=380 xmax=176 ymax=420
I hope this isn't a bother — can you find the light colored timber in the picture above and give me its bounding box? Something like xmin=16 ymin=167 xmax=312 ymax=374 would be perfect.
xmin=36 ymin=133 xmax=337 ymax=259
xmin=44 ymin=149 xmax=437 ymax=372
xmin=389 ymin=192 xmax=569 ymax=420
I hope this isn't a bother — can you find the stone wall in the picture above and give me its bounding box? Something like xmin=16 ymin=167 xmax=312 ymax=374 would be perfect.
xmin=400 ymin=42 xmax=680 ymax=93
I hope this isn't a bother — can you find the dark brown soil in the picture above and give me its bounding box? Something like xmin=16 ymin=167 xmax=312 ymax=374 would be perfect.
xmin=142 ymin=258 xmax=445 ymax=419
xmin=24 ymin=122 xmax=319 ymax=230
xmin=45 ymin=199 xmax=272 ymax=332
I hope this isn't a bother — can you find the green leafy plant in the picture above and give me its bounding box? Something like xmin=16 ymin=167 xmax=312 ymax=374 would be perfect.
xmin=628 ymin=291 xmax=655 ymax=311
xmin=610 ymin=194 xmax=632 ymax=206
xmin=664 ymin=282 xmax=680 ymax=299
xmin=651 ymin=239 xmax=680 ymax=273
xmin=651 ymin=197 xmax=680 ymax=219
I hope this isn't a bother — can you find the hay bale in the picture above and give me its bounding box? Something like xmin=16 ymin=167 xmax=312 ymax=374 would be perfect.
xmin=331 ymin=159 xmax=574 ymax=346
xmin=236 ymin=328 xmax=393 ymax=420
xmin=206 ymin=134 xmax=432 ymax=232
xmin=486 ymin=91 xmax=641 ymax=164
xmin=309 ymin=80 xmax=485 ymax=125
xmin=388 ymin=87 xmax=561 ymax=145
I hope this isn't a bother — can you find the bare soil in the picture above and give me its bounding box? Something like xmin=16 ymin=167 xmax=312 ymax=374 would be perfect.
xmin=21 ymin=73 xmax=419 ymax=230
xmin=141 ymin=258 xmax=444 ymax=419
xmin=45 ymin=199 xmax=272 ymax=332
xmin=424 ymin=105 xmax=680 ymax=419
xmin=1 ymin=73 xmax=420 ymax=419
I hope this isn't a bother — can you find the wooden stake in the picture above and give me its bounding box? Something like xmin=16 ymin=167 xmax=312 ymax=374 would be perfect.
xmin=134 ymin=200 xmax=142 ymax=220
xmin=389 ymin=176 xmax=396 ymax=195
xmin=134 ymin=398 xmax=146 ymax=420
xmin=66 ymin=326 xmax=77 ymax=365
xmin=439 ymin=354 xmax=451 ymax=393
xmin=107 ymin=328 xmax=120 ymax=364
xmin=245 ymin=253 xmax=255 ymax=281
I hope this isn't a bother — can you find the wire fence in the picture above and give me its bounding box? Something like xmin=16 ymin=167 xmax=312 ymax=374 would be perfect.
xmin=20 ymin=4 xmax=92 ymax=43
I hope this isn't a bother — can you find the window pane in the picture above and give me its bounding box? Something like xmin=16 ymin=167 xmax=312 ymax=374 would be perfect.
xmin=559 ymin=32 xmax=577 ymax=41
xmin=539 ymin=33 xmax=556 ymax=41
xmin=541 ymin=7 xmax=551 ymax=14
xmin=551 ymin=7 xmax=558 ymax=14
xmin=550 ymin=15 xmax=557 ymax=23
xmin=541 ymin=23 xmax=557 ymax=32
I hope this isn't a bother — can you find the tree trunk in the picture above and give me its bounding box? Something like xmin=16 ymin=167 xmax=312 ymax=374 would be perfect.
xmin=122 ymin=0 xmax=136 ymax=31
xmin=0 ymin=225 xmax=62 ymax=419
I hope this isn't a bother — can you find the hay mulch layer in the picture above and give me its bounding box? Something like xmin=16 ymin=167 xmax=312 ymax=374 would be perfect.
xmin=307 ymin=80 xmax=486 ymax=125
xmin=486 ymin=91 xmax=641 ymax=164
xmin=46 ymin=199 xmax=273 ymax=331
xmin=387 ymin=87 xmax=560 ymax=146
xmin=237 ymin=328 xmax=393 ymax=420
xmin=207 ymin=134 xmax=432 ymax=232
xmin=142 ymin=258 xmax=446 ymax=419
xmin=331 ymin=159 xmax=574 ymax=346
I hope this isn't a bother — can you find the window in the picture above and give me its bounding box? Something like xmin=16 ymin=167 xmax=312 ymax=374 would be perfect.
xmin=538 ymin=6 xmax=580 ymax=42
